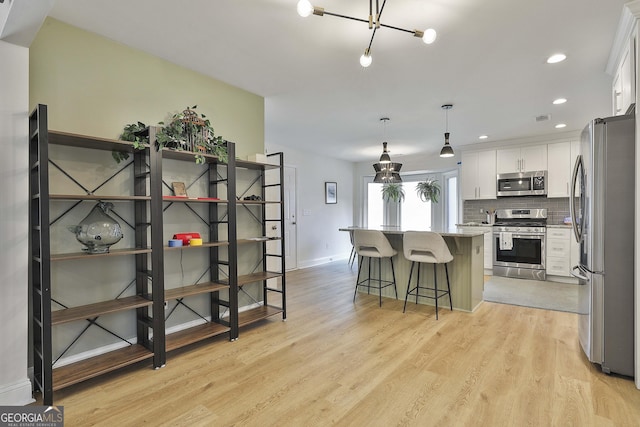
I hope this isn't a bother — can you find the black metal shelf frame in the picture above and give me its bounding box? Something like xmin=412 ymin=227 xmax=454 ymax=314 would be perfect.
xmin=28 ymin=104 xmax=281 ymax=404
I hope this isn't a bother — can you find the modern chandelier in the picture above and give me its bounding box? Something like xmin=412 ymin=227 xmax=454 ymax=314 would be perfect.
xmin=372 ymin=118 xmax=402 ymax=183
xmin=296 ymin=0 xmax=437 ymax=67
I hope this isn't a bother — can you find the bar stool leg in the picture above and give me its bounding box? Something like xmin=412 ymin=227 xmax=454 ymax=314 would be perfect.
xmin=378 ymin=257 xmax=383 ymax=307
xmin=390 ymin=258 xmax=398 ymax=299
xmin=367 ymin=257 xmax=372 ymax=294
xmin=445 ymin=264 xmax=453 ymax=311
xmin=354 ymin=255 xmax=364 ymax=302
xmin=434 ymin=264 xmax=439 ymax=320
xmin=403 ymin=261 xmax=416 ymax=313
xmin=415 ymin=263 xmax=421 ymax=305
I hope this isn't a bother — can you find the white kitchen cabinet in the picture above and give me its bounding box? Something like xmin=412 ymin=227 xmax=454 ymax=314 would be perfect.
xmin=547 ymin=141 xmax=580 ymax=198
xmin=613 ymin=37 xmax=635 ymax=116
xmin=496 ymin=145 xmax=547 ymax=174
xmin=461 ymin=150 xmax=496 ymax=200
xmin=546 ymin=227 xmax=578 ymax=280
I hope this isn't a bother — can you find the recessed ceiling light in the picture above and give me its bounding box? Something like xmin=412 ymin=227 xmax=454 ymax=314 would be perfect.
xmin=553 ymin=98 xmax=567 ymax=105
xmin=547 ymin=53 xmax=566 ymax=64
xmin=479 ymin=135 xmax=488 ymax=140
xmin=555 ymin=123 xmax=567 ymax=129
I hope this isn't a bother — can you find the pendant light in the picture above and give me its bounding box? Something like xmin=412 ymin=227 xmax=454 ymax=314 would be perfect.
xmin=440 ymin=104 xmax=455 ymax=158
xmin=373 ymin=118 xmax=402 ymax=183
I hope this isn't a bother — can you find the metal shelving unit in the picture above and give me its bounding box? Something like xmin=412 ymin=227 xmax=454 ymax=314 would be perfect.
xmin=29 ymin=105 xmax=163 ymax=405
xmin=29 ymin=105 xmax=284 ymax=404
xmin=235 ymin=153 xmax=287 ymax=327
xmin=158 ymin=141 xmax=239 ymax=347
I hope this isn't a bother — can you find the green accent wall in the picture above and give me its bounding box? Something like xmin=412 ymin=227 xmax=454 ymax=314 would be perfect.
xmin=29 ymin=18 xmax=264 ymax=159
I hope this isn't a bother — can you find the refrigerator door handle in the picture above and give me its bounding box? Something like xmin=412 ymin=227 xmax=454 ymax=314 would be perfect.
xmin=570 ymin=155 xmax=583 ymax=243
xmin=581 ymin=264 xmax=604 ymax=276
xmin=570 ymin=265 xmax=589 ymax=281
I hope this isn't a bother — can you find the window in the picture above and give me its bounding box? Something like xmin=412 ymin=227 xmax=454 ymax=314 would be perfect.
xmin=445 ymin=174 xmax=458 ymax=229
xmin=363 ymin=171 xmax=458 ymax=230
xmin=367 ymin=182 xmax=384 ymax=227
xmin=401 ymin=181 xmax=431 ymax=230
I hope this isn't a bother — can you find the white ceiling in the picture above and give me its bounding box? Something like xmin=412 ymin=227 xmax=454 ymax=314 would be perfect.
xmin=48 ymin=0 xmax=629 ymax=162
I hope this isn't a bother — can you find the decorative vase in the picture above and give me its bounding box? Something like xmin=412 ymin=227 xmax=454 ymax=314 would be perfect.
xmin=68 ymin=202 xmax=123 ymax=254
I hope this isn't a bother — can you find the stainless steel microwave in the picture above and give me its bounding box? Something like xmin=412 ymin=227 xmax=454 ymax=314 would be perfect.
xmin=497 ymin=171 xmax=547 ymax=197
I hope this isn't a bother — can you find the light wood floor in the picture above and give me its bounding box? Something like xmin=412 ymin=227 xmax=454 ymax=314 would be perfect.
xmin=42 ymin=262 xmax=640 ymax=426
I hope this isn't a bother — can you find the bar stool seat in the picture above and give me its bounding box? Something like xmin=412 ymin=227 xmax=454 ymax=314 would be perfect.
xmin=403 ymin=231 xmax=453 ymax=319
xmin=353 ymin=229 xmax=398 ymax=306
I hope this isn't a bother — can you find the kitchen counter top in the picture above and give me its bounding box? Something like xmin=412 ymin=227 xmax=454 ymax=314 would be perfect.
xmin=546 ymin=224 xmax=573 ymax=228
xmin=340 ymin=226 xmax=487 ymax=237
xmin=340 ymin=226 xmax=484 ymax=312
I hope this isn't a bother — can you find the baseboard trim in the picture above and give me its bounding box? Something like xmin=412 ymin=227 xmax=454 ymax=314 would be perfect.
xmin=0 ymin=378 xmax=35 ymax=406
xmin=298 ymin=254 xmax=349 ymax=269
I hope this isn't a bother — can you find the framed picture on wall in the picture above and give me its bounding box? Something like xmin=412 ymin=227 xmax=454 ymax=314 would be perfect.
xmin=325 ymin=182 xmax=337 ymax=204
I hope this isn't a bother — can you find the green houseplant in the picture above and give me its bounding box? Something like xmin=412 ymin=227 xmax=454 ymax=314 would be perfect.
xmin=381 ymin=183 xmax=405 ymax=203
xmin=114 ymin=105 xmax=227 ymax=164
xmin=415 ymin=179 xmax=441 ymax=203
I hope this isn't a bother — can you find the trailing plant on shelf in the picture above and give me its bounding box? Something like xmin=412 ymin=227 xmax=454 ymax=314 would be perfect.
xmin=113 ymin=105 xmax=228 ymax=164
xmin=381 ymin=182 xmax=405 ymax=203
xmin=415 ymin=179 xmax=441 ymax=203
xmin=112 ymin=121 xmax=149 ymax=163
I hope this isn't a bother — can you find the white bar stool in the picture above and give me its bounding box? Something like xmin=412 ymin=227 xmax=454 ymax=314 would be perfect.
xmin=353 ymin=229 xmax=398 ymax=306
xmin=402 ymin=231 xmax=453 ymax=319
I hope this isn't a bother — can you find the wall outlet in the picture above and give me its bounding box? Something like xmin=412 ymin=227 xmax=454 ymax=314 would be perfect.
xmin=480 ymin=208 xmax=485 ymax=213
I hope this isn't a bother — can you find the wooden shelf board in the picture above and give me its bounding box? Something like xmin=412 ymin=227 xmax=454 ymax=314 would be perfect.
xmin=164 ymin=241 xmax=229 ymax=250
xmin=51 ymin=247 xmax=152 ymax=261
xmin=161 ymin=148 xmax=222 ymax=163
xmin=237 ymin=237 xmax=282 ymax=245
xmin=52 ymin=295 xmax=152 ymax=325
xmin=235 ymin=271 xmax=283 ymax=286
xmin=162 ymin=197 xmax=228 ymax=203
xmin=52 ymin=344 xmax=153 ymax=391
xmin=164 ymin=282 xmax=229 ymax=300
xmin=51 ymin=194 xmax=150 ymax=201
xmin=238 ymin=305 xmax=284 ymax=327
xmin=49 ymin=130 xmax=148 ymax=152
xmin=165 ymin=323 xmax=230 ymax=352
xmin=235 ymin=159 xmax=281 ymax=170
xmin=237 ymin=200 xmax=283 ymax=205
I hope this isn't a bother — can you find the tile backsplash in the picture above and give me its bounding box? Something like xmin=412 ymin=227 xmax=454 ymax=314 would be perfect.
xmin=463 ymin=197 xmax=570 ymax=225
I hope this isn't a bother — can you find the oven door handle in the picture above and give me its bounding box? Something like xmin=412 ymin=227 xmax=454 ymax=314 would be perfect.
xmin=492 ymin=232 xmax=544 ymax=238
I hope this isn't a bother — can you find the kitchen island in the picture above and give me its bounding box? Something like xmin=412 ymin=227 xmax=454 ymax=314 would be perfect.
xmin=340 ymin=226 xmax=486 ymax=312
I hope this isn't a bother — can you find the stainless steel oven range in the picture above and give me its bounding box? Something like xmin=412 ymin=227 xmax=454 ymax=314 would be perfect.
xmin=493 ymin=208 xmax=547 ymax=280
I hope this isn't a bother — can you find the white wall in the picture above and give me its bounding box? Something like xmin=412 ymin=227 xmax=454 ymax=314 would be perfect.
xmin=0 ymin=40 xmax=32 ymax=405
xmin=266 ymin=143 xmax=354 ymax=268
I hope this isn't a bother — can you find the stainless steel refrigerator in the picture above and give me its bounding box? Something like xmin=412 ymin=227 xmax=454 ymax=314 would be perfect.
xmin=570 ymin=113 xmax=635 ymax=376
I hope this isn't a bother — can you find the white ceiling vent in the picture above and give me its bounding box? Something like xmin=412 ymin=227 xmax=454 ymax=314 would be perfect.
xmin=536 ymin=114 xmax=551 ymax=122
